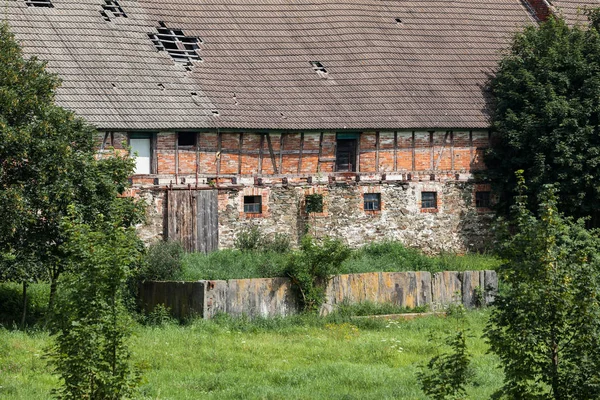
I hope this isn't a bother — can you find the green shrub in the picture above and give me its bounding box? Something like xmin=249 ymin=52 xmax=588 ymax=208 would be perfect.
xmin=285 ymin=235 xmax=350 ymax=312
xmin=234 ymin=225 xmax=262 ymax=251
xmin=262 ymin=233 xmax=292 ymax=253
xmin=139 ymin=240 xmax=184 ymax=281
xmin=143 ymin=304 xmax=176 ymax=327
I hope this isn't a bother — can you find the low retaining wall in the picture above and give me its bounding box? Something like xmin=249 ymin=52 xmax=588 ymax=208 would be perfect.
xmin=139 ymin=270 xmax=497 ymax=320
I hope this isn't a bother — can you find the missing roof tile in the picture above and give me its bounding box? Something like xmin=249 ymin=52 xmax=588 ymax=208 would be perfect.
xmin=395 ymin=18 xmax=403 ymax=24
xmin=149 ymin=23 xmax=203 ymax=65
xmin=211 ymin=110 xmax=220 ymax=117
xmin=25 ymin=0 xmax=53 ymax=7
xmin=310 ymin=61 xmax=327 ymax=74
xmin=101 ymin=0 xmax=127 ymax=21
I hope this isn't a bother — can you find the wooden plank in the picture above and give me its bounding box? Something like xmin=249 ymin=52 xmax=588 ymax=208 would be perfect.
xmin=393 ymin=131 xmax=398 ymax=171
xmin=375 ymin=131 xmax=380 ymax=172
xmin=450 ymin=131 xmax=455 ymax=171
xmin=429 ymin=131 xmax=434 ymax=170
xmin=216 ymin=132 xmax=222 ymax=176
xmin=317 ymin=132 xmax=323 ymax=171
xmin=167 ymin=190 xmax=196 ymax=252
xmin=279 ymin=133 xmax=284 ymax=173
xmin=196 ymin=190 xmax=219 ymax=253
xmin=298 ymin=132 xmax=304 ymax=173
xmin=266 ymin=133 xmax=278 ymax=174
xmin=411 ymin=131 xmax=416 ymax=171
xmin=238 ymin=132 xmax=243 ymax=175
xmin=258 ymin=134 xmax=265 ymax=174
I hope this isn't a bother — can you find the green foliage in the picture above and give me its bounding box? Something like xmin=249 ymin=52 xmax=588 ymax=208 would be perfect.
xmin=0 ymin=283 xmax=48 ymax=328
xmin=285 ymin=235 xmax=350 ymax=312
xmin=486 ymin=12 xmax=600 ymax=224
xmin=234 ymin=225 xmax=263 ymax=251
xmin=48 ymin=211 xmax=143 ymax=399
xmin=418 ymin=303 xmax=472 ymax=400
xmin=142 ymin=304 xmax=176 ymax=327
xmin=485 ymin=179 xmax=600 ymax=399
xmin=234 ymin=225 xmax=292 ymax=253
xmin=179 ymin=241 xmax=498 ymax=281
xmin=139 ymin=240 xmax=184 ymax=282
xmin=305 ymin=193 xmax=324 ymax=213
xmin=0 ymin=22 xmax=143 ymax=317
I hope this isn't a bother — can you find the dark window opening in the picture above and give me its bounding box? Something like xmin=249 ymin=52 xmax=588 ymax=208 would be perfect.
xmin=336 ymin=138 xmax=357 ymax=172
xmin=364 ymin=193 xmax=381 ymax=211
xmin=243 ymin=196 xmax=262 ymax=214
xmin=25 ymin=0 xmax=53 ymax=7
xmin=310 ymin=61 xmax=327 ymax=74
xmin=476 ymin=191 xmax=491 ymax=208
xmin=101 ymin=0 xmax=127 ymax=20
xmin=177 ymin=132 xmax=196 ymax=147
xmin=305 ymin=194 xmax=323 ymax=214
xmin=421 ymin=192 xmax=437 ymax=209
xmin=148 ymin=24 xmax=202 ymax=65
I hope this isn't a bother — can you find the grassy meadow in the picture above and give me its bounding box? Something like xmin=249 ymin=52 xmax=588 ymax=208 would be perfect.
xmin=1 ymin=310 xmax=503 ymax=399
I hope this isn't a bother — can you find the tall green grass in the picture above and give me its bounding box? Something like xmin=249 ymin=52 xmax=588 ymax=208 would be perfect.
xmin=179 ymin=241 xmax=501 ymax=281
xmin=0 ymin=310 xmax=503 ymax=400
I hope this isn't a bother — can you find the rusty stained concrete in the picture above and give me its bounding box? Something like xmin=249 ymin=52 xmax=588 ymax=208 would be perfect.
xmin=139 ymin=270 xmax=498 ymax=320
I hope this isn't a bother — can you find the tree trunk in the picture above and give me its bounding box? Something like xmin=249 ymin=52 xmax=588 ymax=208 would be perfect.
xmin=20 ymin=281 xmax=27 ymax=329
xmin=45 ymin=267 xmax=61 ymax=327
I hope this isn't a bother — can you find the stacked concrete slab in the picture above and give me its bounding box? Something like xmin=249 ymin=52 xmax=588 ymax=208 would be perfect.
xmin=139 ymin=270 xmax=498 ymax=320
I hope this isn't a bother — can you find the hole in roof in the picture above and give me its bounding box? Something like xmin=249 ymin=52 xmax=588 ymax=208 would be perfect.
xmin=211 ymin=110 xmax=220 ymax=116
xmin=101 ymin=0 xmax=127 ymax=21
xmin=310 ymin=61 xmax=328 ymax=77
xmin=190 ymin=92 xmax=197 ymax=96
xmin=25 ymin=0 xmax=53 ymax=7
xmin=158 ymin=21 xmax=167 ymax=27
xmin=395 ymin=18 xmax=402 ymax=24
xmin=111 ymin=83 xmax=117 ymax=88
xmin=158 ymin=83 xmax=165 ymax=90
xmin=148 ymin=23 xmax=203 ymax=66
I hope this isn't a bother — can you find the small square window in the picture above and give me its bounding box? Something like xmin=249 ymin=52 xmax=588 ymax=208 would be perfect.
xmin=243 ymin=196 xmax=262 ymax=214
xmin=305 ymin=193 xmax=324 ymax=213
xmin=421 ymin=192 xmax=437 ymax=209
xmin=476 ymin=191 xmax=491 ymax=208
xmin=178 ymin=132 xmax=196 ymax=147
xmin=364 ymin=193 xmax=381 ymax=211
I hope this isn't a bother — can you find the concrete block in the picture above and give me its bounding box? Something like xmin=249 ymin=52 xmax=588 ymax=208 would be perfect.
xmin=431 ymin=271 xmax=462 ymax=309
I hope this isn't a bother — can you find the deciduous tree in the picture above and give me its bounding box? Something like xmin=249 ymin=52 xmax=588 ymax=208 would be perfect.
xmin=0 ymin=22 xmax=143 ymax=318
xmin=486 ymin=174 xmax=600 ymax=399
xmin=486 ymin=11 xmax=600 ymax=225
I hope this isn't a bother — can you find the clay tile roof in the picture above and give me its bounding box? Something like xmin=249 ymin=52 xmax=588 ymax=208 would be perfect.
xmin=551 ymin=0 xmax=600 ymax=24
xmin=4 ymin=0 xmax=542 ymax=131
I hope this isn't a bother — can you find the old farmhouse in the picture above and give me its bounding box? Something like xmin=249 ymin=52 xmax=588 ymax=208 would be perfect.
xmin=3 ymin=0 xmax=596 ymax=253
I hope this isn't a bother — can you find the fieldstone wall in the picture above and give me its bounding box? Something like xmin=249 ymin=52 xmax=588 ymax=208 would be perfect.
xmin=139 ymin=270 xmax=498 ymax=320
xmin=137 ymin=180 xmax=493 ymax=254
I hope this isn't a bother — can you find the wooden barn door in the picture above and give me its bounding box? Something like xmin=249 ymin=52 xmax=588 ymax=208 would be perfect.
xmin=167 ymin=190 xmax=219 ymax=253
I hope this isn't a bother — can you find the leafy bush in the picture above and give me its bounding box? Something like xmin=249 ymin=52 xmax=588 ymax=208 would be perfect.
xmin=143 ymin=304 xmax=176 ymax=327
xmin=262 ymin=233 xmax=291 ymax=253
xmin=234 ymin=225 xmax=262 ymax=251
xmin=285 ymin=235 xmax=350 ymax=312
xmin=139 ymin=240 xmax=184 ymax=281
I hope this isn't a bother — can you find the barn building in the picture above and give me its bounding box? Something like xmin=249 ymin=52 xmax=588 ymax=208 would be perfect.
xmin=3 ymin=0 xmax=594 ymax=253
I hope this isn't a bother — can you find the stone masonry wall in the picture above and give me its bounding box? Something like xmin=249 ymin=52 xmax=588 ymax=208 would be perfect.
xmin=137 ymin=179 xmax=493 ymax=254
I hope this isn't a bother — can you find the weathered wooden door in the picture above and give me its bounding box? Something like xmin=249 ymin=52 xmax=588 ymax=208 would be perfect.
xmin=167 ymin=190 xmax=218 ymax=253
